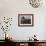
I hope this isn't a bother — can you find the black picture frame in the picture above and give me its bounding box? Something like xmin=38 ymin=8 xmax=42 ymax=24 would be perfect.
xmin=18 ymin=14 xmax=34 ymax=27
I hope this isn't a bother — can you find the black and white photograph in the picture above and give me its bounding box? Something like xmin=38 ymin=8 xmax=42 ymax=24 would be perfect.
xmin=18 ymin=14 xmax=34 ymax=26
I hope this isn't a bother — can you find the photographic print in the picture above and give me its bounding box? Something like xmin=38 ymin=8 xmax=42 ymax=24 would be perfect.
xmin=18 ymin=14 xmax=34 ymax=27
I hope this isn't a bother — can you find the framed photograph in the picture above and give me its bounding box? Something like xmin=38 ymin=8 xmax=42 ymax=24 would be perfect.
xmin=18 ymin=14 xmax=34 ymax=27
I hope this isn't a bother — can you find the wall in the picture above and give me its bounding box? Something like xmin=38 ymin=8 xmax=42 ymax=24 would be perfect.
xmin=0 ymin=0 xmax=46 ymax=40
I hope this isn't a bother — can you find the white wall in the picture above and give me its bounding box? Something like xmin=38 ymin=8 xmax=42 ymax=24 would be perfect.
xmin=0 ymin=0 xmax=46 ymax=40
